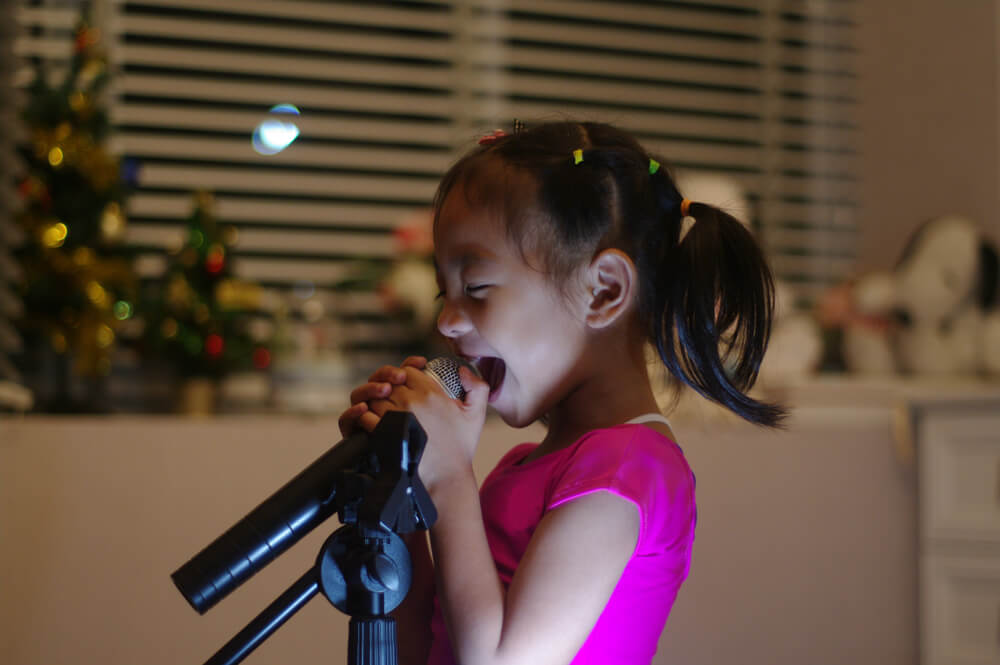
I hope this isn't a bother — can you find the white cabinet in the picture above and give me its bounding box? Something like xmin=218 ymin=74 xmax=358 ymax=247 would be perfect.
xmin=917 ymin=398 xmax=1000 ymax=665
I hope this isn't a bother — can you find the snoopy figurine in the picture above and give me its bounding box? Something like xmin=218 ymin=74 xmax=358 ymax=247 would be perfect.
xmin=892 ymin=215 xmax=1000 ymax=376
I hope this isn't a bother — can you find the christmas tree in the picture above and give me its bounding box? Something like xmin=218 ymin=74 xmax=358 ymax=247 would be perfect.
xmin=14 ymin=13 xmax=138 ymax=394
xmin=140 ymin=191 xmax=271 ymax=381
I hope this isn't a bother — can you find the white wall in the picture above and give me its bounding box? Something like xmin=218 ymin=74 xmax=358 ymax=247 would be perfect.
xmin=856 ymin=0 xmax=1000 ymax=271
xmin=1 ymin=399 xmax=918 ymax=665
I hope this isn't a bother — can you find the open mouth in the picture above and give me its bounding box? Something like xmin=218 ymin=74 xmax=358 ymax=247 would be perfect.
xmin=474 ymin=357 xmax=506 ymax=400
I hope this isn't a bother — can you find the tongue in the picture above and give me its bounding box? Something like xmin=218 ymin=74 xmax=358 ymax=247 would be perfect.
xmin=478 ymin=357 xmax=506 ymax=395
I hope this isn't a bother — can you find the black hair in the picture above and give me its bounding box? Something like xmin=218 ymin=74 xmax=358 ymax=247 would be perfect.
xmin=432 ymin=121 xmax=786 ymax=427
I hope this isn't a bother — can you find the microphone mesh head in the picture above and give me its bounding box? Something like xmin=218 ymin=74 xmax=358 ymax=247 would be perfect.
xmin=425 ymin=356 xmax=468 ymax=400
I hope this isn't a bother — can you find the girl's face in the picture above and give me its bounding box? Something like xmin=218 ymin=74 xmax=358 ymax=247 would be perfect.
xmin=433 ymin=186 xmax=591 ymax=428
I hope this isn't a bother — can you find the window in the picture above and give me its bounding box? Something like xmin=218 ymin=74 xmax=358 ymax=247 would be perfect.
xmin=12 ymin=0 xmax=857 ymax=400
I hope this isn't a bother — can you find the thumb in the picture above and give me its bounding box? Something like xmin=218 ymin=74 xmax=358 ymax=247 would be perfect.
xmin=459 ymin=365 xmax=490 ymax=408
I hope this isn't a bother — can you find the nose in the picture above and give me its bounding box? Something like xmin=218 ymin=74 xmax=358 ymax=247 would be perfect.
xmin=437 ymin=298 xmax=473 ymax=339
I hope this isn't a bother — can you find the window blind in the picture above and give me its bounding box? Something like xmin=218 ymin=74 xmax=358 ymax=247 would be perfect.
xmin=463 ymin=0 xmax=857 ymax=305
xmin=1 ymin=0 xmax=29 ymax=409
xmin=12 ymin=0 xmax=857 ymax=399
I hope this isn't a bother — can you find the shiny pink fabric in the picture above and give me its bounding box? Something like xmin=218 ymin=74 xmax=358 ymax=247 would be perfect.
xmin=427 ymin=424 xmax=697 ymax=664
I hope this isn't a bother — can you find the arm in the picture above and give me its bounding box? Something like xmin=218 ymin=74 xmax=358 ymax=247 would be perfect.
xmin=392 ymin=531 xmax=435 ymax=665
xmin=430 ymin=471 xmax=639 ymax=665
xmin=341 ymin=361 xmax=639 ymax=665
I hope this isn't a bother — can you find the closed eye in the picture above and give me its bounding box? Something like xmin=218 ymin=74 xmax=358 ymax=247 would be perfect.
xmin=435 ymin=285 xmax=489 ymax=300
xmin=464 ymin=284 xmax=490 ymax=296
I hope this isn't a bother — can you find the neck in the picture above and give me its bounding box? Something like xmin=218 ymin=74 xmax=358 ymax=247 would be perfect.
xmin=537 ymin=335 xmax=662 ymax=455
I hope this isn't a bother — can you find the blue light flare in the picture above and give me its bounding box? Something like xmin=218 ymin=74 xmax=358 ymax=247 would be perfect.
xmin=252 ymin=104 xmax=301 ymax=155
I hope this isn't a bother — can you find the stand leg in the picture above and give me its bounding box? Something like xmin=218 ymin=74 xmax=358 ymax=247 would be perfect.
xmin=204 ymin=568 xmax=319 ymax=665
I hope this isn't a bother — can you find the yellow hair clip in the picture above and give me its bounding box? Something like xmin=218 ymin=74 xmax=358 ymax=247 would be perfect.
xmin=573 ymin=149 xmax=583 ymax=165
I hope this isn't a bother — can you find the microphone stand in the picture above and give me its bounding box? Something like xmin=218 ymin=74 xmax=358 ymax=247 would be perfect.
xmin=196 ymin=411 xmax=437 ymax=665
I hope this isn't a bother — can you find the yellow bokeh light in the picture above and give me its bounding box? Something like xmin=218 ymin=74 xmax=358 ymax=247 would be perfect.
xmin=96 ymin=324 xmax=115 ymax=349
xmin=216 ymin=280 xmax=235 ymax=307
xmin=69 ymin=92 xmax=88 ymax=112
xmin=86 ymin=281 xmax=109 ymax=308
xmin=42 ymin=222 xmax=68 ymax=248
xmin=48 ymin=147 xmax=65 ymax=167
xmin=101 ymin=202 xmax=125 ymax=240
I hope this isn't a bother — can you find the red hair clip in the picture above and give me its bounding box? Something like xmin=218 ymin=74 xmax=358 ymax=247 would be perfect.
xmin=478 ymin=129 xmax=507 ymax=145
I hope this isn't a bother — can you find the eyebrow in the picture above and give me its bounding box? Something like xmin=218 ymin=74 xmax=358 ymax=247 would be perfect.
xmin=435 ymin=244 xmax=498 ymax=273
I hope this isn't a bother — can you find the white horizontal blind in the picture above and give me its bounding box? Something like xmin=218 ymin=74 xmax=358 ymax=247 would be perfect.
xmin=464 ymin=0 xmax=857 ymax=304
xmin=1 ymin=1 xmax=28 ymax=403
xmin=0 ymin=3 xmax=21 ymax=394
xmin=107 ymin=0 xmax=460 ymax=371
xmin=13 ymin=0 xmax=857 ymax=379
xmin=764 ymin=0 xmax=857 ymax=303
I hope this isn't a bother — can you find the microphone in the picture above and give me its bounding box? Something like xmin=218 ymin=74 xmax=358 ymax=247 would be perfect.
xmin=171 ymin=356 xmax=469 ymax=615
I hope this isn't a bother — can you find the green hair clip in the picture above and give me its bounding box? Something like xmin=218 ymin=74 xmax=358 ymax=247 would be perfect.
xmin=648 ymin=159 xmax=660 ymax=175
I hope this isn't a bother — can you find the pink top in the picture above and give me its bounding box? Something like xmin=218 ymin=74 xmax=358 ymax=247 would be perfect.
xmin=427 ymin=424 xmax=697 ymax=665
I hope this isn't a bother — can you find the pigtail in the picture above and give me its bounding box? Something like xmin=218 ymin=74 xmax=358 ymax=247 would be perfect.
xmin=647 ymin=201 xmax=787 ymax=427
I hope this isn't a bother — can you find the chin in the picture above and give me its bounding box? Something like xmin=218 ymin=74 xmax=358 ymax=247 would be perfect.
xmin=493 ymin=403 xmax=547 ymax=430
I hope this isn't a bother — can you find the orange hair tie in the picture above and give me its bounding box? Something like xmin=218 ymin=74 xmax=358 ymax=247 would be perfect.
xmin=680 ymin=198 xmax=692 ymax=217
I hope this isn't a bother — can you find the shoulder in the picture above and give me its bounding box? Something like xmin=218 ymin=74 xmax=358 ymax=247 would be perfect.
xmin=549 ymin=425 xmax=696 ymax=548
xmin=552 ymin=425 xmax=692 ymax=500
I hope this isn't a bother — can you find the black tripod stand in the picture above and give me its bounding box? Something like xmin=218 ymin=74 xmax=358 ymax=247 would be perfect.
xmin=172 ymin=411 xmax=437 ymax=665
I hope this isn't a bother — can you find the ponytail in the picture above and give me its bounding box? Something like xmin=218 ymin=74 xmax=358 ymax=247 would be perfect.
xmin=644 ymin=201 xmax=787 ymax=427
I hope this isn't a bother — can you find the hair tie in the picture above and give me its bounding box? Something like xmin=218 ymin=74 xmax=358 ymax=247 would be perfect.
xmin=648 ymin=159 xmax=660 ymax=175
xmin=573 ymin=149 xmax=584 ymax=165
xmin=680 ymin=198 xmax=692 ymax=217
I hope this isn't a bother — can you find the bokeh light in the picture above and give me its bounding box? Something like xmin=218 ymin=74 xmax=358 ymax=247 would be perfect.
xmin=252 ymin=104 xmax=300 ymax=155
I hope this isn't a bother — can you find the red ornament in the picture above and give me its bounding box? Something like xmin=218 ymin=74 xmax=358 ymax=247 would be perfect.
xmin=205 ymin=333 xmax=224 ymax=357
xmin=74 ymin=29 xmax=91 ymax=53
xmin=205 ymin=250 xmax=225 ymax=274
xmin=253 ymin=347 xmax=271 ymax=370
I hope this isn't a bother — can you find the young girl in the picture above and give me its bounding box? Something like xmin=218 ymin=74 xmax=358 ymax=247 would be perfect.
xmin=338 ymin=121 xmax=786 ymax=665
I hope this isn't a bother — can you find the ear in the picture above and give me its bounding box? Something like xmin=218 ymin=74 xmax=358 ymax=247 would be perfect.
xmin=585 ymin=249 xmax=637 ymax=329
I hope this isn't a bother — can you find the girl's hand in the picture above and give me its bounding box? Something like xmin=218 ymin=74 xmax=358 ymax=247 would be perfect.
xmin=360 ymin=358 xmax=490 ymax=492
xmin=337 ymin=357 xmax=421 ymax=437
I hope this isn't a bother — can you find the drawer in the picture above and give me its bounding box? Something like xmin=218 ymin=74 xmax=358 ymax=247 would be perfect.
xmin=919 ymin=411 xmax=1000 ymax=543
xmin=922 ymin=554 xmax=1000 ymax=665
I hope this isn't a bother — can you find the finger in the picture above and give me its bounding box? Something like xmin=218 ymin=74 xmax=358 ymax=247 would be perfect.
xmin=357 ymin=410 xmax=382 ymax=433
xmin=366 ymin=397 xmax=399 ymax=418
xmin=401 ymin=365 xmax=438 ymax=394
xmin=401 ymin=356 xmax=428 ymax=369
xmin=368 ymin=365 xmax=408 ymax=384
xmin=350 ymin=382 xmax=393 ymax=405
xmin=338 ymin=402 xmax=368 ymax=437
xmin=459 ymin=365 xmax=490 ymax=409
